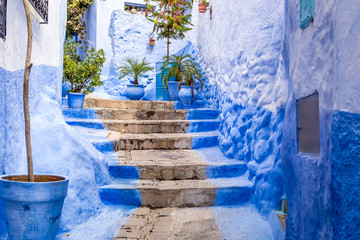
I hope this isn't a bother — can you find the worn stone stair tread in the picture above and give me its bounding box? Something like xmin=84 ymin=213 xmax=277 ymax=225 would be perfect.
xmin=111 ymin=150 xmax=245 ymax=167
xmin=101 ymin=176 xmax=253 ymax=190
xmin=63 ymin=107 xmax=220 ymax=120
xmin=84 ymin=97 xmax=176 ymax=110
xmin=106 ymin=131 xmax=219 ymax=140
xmin=65 ymin=118 xmax=220 ymax=124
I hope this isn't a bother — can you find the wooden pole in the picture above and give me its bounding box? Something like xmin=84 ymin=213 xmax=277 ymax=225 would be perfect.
xmin=22 ymin=0 xmax=34 ymax=182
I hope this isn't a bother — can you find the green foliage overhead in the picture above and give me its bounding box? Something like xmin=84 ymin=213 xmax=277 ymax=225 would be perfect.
xmin=161 ymin=50 xmax=203 ymax=89
xmin=66 ymin=0 xmax=94 ymax=41
xmin=117 ymin=57 xmax=154 ymax=85
xmin=145 ymin=0 xmax=193 ymax=57
xmin=63 ymin=38 xmax=106 ymax=94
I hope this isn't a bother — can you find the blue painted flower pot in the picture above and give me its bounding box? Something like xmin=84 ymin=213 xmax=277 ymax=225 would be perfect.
xmin=167 ymin=79 xmax=180 ymax=101
xmin=68 ymin=92 xmax=86 ymax=108
xmin=126 ymin=84 xmax=145 ymax=100
xmin=179 ymin=86 xmax=198 ymax=106
xmin=0 ymin=175 xmax=69 ymax=240
xmin=61 ymin=83 xmax=71 ymax=98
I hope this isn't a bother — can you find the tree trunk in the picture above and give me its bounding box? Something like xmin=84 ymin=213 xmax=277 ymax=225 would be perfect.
xmin=167 ymin=35 xmax=170 ymax=59
xmin=22 ymin=0 xmax=34 ymax=182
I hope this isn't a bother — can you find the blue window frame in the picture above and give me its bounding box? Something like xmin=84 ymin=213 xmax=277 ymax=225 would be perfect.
xmin=300 ymin=0 xmax=314 ymax=29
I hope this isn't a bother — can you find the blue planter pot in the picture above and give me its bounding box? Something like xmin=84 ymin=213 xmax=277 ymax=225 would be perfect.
xmin=167 ymin=80 xmax=180 ymax=101
xmin=61 ymin=83 xmax=71 ymax=98
xmin=0 ymin=175 xmax=69 ymax=240
xmin=179 ymin=86 xmax=198 ymax=106
xmin=68 ymin=93 xmax=85 ymax=108
xmin=126 ymin=84 xmax=145 ymax=100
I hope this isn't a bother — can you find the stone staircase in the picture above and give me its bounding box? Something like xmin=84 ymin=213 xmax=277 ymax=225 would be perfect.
xmin=62 ymin=98 xmax=254 ymax=209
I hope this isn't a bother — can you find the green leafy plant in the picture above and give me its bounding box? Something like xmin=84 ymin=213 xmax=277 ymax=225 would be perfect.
xmin=160 ymin=50 xmax=203 ymax=90
xmin=145 ymin=0 xmax=193 ymax=58
xmin=66 ymin=0 xmax=94 ymax=43
xmin=63 ymin=38 xmax=106 ymax=94
xmin=117 ymin=57 xmax=154 ymax=85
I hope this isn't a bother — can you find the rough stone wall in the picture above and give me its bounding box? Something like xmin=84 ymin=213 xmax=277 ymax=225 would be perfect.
xmin=191 ymin=0 xmax=287 ymax=215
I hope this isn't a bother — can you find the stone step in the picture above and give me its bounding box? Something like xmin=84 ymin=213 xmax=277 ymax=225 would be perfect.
xmin=84 ymin=98 xmax=175 ymax=110
xmin=62 ymin=107 xmax=220 ymax=120
xmin=106 ymin=131 xmax=219 ymax=150
xmin=108 ymin=150 xmax=248 ymax=180
xmin=99 ymin=176 xmax=254 ymax=208
xmin=65 ymin=119 xmax=220 ymax=134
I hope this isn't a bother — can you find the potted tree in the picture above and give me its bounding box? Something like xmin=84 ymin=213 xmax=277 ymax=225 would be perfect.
xmin=118 ymin=57 xmax=153 ymax=100
xmin=198 ymin=0 xmax=210 ymax=13
xmin=63 ymin=38 xmax=106 ymax=108
xmin=145 ymin=0 xmax=193 ymax=59
xmin=0 ymin=1 xmax=69 ymax=240
xmin=160 ymin=49 xmax=193 ymax=101
xmin=178 ymin=57 xmax=203 ymax=106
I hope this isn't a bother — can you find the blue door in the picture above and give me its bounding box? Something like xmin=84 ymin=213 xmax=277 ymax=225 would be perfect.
xmin=156 ymin=62 xmax=170 ymax=100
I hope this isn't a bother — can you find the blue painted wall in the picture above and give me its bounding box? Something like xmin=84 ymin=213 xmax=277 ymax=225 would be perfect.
xmin=191 ymin=0 xmax=287 ymax=215
xmin=331 ymin=111 xmax=360 ymax=240
xmin=283 ymin=0 xmax=360 ymax=239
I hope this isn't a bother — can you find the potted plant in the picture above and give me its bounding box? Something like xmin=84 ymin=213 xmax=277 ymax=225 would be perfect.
xmin=198 ymin=0 xmax=209 ymax=13
xmin=160 ymin=49 xmax=193 ymax=101
xmin=63 ymin=38 xmax=106 ymax=108
xmin=0 ymin=1 xmax=69 ymax=240
xmin=149 ymin=32 xmax=156 ymax=46
xmin=145 ymin=0 xmax=193 ymax=59
xmin=118 ymin=57 xmax=153 ymax=100
xmin=178 ymin=57 xmax=203 ymax=106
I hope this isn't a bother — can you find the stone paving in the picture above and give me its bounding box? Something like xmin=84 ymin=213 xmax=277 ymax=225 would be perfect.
xmin=115 ymin=207 xmax=222 ymax=240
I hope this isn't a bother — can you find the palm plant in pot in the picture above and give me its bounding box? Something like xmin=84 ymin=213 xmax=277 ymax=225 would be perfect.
xmin=0 ymin=2 xmax=69 ymax=240
xmin=63 ymin=38 xmax=105 ymax=108
xmin=118 ymin=57 xmax=153 ymax=100
xmin=178 ymin=57 xmax=204 ymax=106
xmin=160 ymin=49 xmax=199 ymax=101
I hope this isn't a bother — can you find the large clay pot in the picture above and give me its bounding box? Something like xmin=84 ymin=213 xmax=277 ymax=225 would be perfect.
xmin=179 ymin=86 xmax=198 ymax=106
xmin=68 ymin=92 xmax=86 ymax=108
xmin=0 ymin=175 xmax=69 ymax=240
xmin=126 ymin=84 xmax=145 ymax=100
xmin=198 ymin=3 xmax=208 ymax=13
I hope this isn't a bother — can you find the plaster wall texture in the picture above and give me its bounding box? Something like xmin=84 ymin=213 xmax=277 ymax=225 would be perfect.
xmin=282 ymin=1 xmax=334 ymax=239
xmin=85 ymin=0 xmax=147 ymax=76
xmin=331 ymin=1 xmax=360 ymax=239
xmin=0 ymin=0 xmax=113 ymax=236
xmin=190 ymin=0 xmax=287 ymax=215
xmin=283 ymin=0 xmax=360 ymax=239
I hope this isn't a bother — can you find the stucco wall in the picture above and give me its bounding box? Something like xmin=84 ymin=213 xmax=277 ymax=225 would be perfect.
xmin=191 ymin=0 xmax=287 ymax=215
xmin=331 ymin=1 xmax=360 ymax=239
xmin=282 ymin=0 xmax=360 ymax=239
xmin=0 ymin=0 xmax=111 ymax=235
xmin=85 ymin=0 xmax=147 ymax=76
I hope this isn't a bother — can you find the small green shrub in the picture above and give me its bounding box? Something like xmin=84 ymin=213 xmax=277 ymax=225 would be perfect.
xmin=63 ymin=38 xmax=106 ymax=94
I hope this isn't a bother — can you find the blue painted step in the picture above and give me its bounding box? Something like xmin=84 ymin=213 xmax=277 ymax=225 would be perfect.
xmin=98 ymin=176 xmax=254 ymax=207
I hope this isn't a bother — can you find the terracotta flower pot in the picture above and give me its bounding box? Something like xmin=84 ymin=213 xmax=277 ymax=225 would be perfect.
xmin=149 ymin=38 xmax=156 ymax=46
xmin=198 ymin=3 xmax=208 ymax=13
